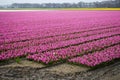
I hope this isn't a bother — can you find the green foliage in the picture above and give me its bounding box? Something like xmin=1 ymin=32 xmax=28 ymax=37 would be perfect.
xmin=15 ymin=57 xmax=21 ymax=64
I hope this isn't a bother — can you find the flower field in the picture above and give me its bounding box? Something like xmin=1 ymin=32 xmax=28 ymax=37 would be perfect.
xmin=0 ymin=11 xmax=120 ymax=68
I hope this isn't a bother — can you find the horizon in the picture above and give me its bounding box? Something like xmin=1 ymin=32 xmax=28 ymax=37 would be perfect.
xmin=0 ymin=0 xmax=107 ymax=5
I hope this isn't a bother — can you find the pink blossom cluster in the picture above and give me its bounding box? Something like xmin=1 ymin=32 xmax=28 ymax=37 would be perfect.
xmin=68 ymin=45 xmax=120 ymax=67
xmin=1 ymin=26 xmax=119 ymax=51
xmin=0 ymin=11 xmax=120 ymax=67
xmin=1 ymin=27 xmax=120 ymax=62
xmin=0 ymin=48 xmax=28 ymax=61
xmin=27 ymin=35 xmax=120 ymax=64
xmin=0 ymin=11 xmax=120 ymax=45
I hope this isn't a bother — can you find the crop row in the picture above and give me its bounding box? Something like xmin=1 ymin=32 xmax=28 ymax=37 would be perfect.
xmin=1 ymin=11 xmax=119 ymax=36
xmin=0 ymin=24 xmax=119 ymax=45
xmin=0 ymin=32 xmax=119 ymax=62
xmin=0 ymin=26 xmax=119 ymax=52
xmin=27 ymin=35 xmax=120 ymax=64
xmin=0 ymin=11 xmax=120 ymax=68
xmin=0 ymin=29 xmax=119 ymax=54
xmin=68 ymin=44 xmax=120 ymax=67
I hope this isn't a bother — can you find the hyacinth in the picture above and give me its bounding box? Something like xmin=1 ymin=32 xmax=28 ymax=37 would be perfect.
xmin=0 ymin=11 xmax=120 ymax=67
xmin=27 ymin=35 xmax=120 ymax=64
xmin=68 ymin=45 xmax=120 ymax=67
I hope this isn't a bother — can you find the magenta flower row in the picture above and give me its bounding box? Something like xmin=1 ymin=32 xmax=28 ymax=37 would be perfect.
xmin=0 ymin=11 xmax=120 ymax=45
xmin=1 ymin=25 xmax=119 ymax=53
xmin=1 ymin=26 xmax=119 ymax=51
xmin=0 ymin=11 xmax=120 ymax=67
xmin=68 ymin=45 xmax=120 ymax=67
xmin=27 ymin=35 xmax=120 ymax=64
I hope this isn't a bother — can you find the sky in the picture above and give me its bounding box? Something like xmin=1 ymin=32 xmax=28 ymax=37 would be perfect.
xmin=0 ymin=0 xmax=106 ymax=5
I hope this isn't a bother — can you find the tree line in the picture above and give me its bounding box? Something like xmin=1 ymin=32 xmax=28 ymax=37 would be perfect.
xmin=1 ymin=0 xmax=120 ymax=8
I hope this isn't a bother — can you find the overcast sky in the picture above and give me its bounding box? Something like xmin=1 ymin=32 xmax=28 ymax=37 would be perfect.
xmin=0 ymin=0 xmax=106 ymax=5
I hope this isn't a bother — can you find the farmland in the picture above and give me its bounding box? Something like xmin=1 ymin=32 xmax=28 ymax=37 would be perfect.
xmin=0 ymin=8 xmax=120 ymax=11
xmin=0 ymin=10 xmax=120 ymax=80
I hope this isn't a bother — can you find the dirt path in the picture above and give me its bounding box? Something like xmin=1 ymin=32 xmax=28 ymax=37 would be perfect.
xmin=0 ymin=61 xmax=120 ymax=80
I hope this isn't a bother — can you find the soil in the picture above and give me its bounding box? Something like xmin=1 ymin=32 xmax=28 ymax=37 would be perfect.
xmin=0 ymin=60 xmax=120 ymax=80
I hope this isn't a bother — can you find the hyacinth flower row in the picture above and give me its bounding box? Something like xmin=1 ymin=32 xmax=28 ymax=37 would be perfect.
xmin=1 ymin=11 xmax=120 ymax=37
xmin=0 ymin=24 xmax=107 ymax=44
xmin=1 ymin=30 xmax=118 ymax=54
xmin=68 ymin=44 xmax=120 ymax=67
xmin=27 ymin=35 xmax=120 ymax=64
xmin=1 ymin=11 xmax=120 ymax=36
xmin=1 ymin=23 xmax=119 ymax=41
xmin=1 ymin=18 xmax=117 ymax=35
xmin=1 ymin=17 xmax=118 ymax=41
xmin=1 ymin=15 xmax=119 ymax=41
xmin=0 ymin=34 xmax=119 ymax=62
xmin=26 ymin=31 xmax=120 ymax=53
xmin=0 ymin=23 xmax=119 ymax=45
xmin=0 ymin=11 xmax=120 ymax=63
xmin=1 ymin=25 xmax=114 ymax=50
xmin=1 ymin=33 xmax=119 ymax=61
xmin=0 ymin=48 xmax=28 ymax=61
xmin=0 ymin=24 xmax=110 ymax=39
xmin=0 ymin=26 xmax=119 ymax=51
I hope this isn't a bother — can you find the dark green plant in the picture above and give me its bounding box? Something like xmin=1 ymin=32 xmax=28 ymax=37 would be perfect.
xmin=15 ymin=57 xmax=21 ymax=64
